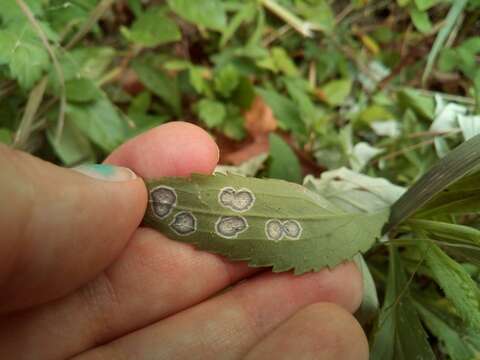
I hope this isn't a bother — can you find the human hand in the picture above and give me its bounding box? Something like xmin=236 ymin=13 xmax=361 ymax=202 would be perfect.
xmin=0 ymin=122 xmax=368 ymax=359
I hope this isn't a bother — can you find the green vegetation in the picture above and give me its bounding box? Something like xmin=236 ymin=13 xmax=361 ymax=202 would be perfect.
xmin=2 ymin=0 xmax=480 ymax=357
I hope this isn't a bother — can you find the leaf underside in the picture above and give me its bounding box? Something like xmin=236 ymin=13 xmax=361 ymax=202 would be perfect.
xmin=143 ymin=173 xmax=388 ymax=274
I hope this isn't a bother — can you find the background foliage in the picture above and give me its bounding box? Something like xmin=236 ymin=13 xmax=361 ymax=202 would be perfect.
xmin=2 ymin=0 xmax=480 ymax=357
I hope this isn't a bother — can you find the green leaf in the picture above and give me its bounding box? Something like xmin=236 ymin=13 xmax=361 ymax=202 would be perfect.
xmin=385 ymin=134 xmax=480 ymax=233
xmin=0 ymin=22 xmax=50 ymax=89
xmin=370 ymin=247 xmax=435 ymax=360
xmin=214 ymin=64 xmax=240 ymax=98
xmin=422 ymin=0 xmax=468 ymax=84
xmin=256 ymin=88 xmax=306 ymax=135
xmin=414 ymin=0 xmax=439 ymax=11
xmin=197 ymin=99 xmax=226 ymax=128
xmin=124 ymin=6 xmax=181 ymax=47
xmin=65 ymin=78 xmax=101 ymax=103
xmin=0 ymin=128 xmax=13 ymax=145
xmin=415 ymin=298 xmax=480 ymax=360
xmin=143 ymin=173 xmax=388 ymax=274
xmin=271 ymin=47 xmax=299 ymax=77
xmin=167 ymin=0 xmax=226 ymax=31
xmin=132 ymin=60 xmax=181 ymax=115
xmin=410 ymin=6 xmax=432 ymax=34
xmin=47 ymin=117 xmax=95 ymax=166
xmin=268 ymin=133 xmax=302 ymax=183
xmin=1 ymin=0 xmax=43 ymax=23
xmin=66 ymin=96 xmax=128 ymax=153
xmin=317 ymin=78 xmax=352 ymax=107
xmin=418 ymin=241 xmax=480 ymax=331
xmin=397 ymin=88 xmax=435 ymax=119
xmin=220 ymin=2 xmax=256 ymax=47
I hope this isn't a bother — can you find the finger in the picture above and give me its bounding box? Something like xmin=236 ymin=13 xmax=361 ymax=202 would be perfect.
xmin=245 ymin=303 xmax=369 ymax=360
xmin=0 ymin=122 xmax=253 ymax=359
xmin=104 ymin=121 xmax=220 ymax=177
xmin=0 ymin=144 xmax=146 ymax=313
xmin=74 ymin=262 xmax=363 ymax=360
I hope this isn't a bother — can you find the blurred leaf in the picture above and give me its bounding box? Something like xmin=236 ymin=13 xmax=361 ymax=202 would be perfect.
xmin=422 ymin=0 xmax=468 ymax=84
xmin=244 ymin=96 xmax=278 ymax=137
xmin=256 ymin=88 xmax=306 ymax=136
xmin=215 ymin=153 xmax=268 ymax=176
xmin=410 ymin=6 xmax=432 ymax=33
xmin=316 ymin=78 xmax=352 ymax=107
xmin=415 ymin=298 xmax=480 ymax=360
xmin=397 ymin=88 xmax=435 ymax=120
xmin=0 ymin=128 xmax=13 ymax=145
xmin=197 ymin=99 xmax=226 ymax=128
xmin=414 ymin=0 xmax=439 ymax=11
xmin=65 ymin=78 xmax=101 ymax=103
xmin=132 ymin=60 xmax=181 ymax=115
xmin=167 ymin=0 xmax=226 ymax=31
xmin=46 ymin=117 xmax=95 ymax=166
xmin=220 ymin=2 xmax=256 ymax=47
xmin=66 ymin=96 xmax=128 ymax=153
xmin=304 ymin=167 xmax=405 ymax=213
xmin=370 ymin=247 xmax=435 ymax=360
xmin=0 ymin=22 xmax=51 ymax=89
xmin=214 ymin=64 xmax=240 ymax=98
xmin=458 ymin=114 xmax=480 ymax=140
xmin=268 ymin=133 xmax=302 ymax=183
xmin=271 ymin=47 xmax=299 ymax=77
xmin=296 ymin=0 xmax=334 ymax=33
xmin=350 ymin=142 xmax=385 ymax=172
xmin=418 ymin=241 xmax=480 ymax=331
xmin=123 ymin=6 xmax=181 ymax=47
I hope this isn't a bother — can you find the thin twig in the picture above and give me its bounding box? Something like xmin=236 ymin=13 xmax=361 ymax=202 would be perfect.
xmin=16 ymin=0 xmax=67 ymax=143
xmin=65 ymin=0 xmax=114 ymax=50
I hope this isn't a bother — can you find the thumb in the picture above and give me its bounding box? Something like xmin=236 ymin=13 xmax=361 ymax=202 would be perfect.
xmin=0 ymin=145 xmax=147 ymax=313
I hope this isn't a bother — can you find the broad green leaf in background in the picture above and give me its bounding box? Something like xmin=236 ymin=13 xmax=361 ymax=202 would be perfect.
xmin=132 ymin=60 xmax=181 ymax=116
xmin=0 ymin=22 xmax=51 ymax=89
xmin=66 ymin=96 xmax=129 ymax=153
xmin=1 ymin=0 xmax=43 ymax=23
xmin=167 ymin=0 xmax=227 ymax=31
xmin=123 ymin=6 xmax=181 ymax=47
xmin=397 ymin=88 xmax=435 ymax=120
xmin=214 ymin=64 xmax=240 ymax=98
xmin=65 ymin=78 xmax=101 ymax=103
xmin=143 ymin=173 xmax=388 ymax=274
xmin=267 ymin=133 xmax=302 ymax=183
xmin=409 ymin=6 xmax=432 ymax=34
xmin=256 ymin=88 xmax=306 ymax=136
xmin=46 ymin=117 xmax=95 ymax=166
xmin=317 ymin=78 xmax=352 ymax=107
xmin=197 ymin=99 xmax=226 ymax=128
xmin=418 ymin=241 xmax=480 ymax=331
xmin=370 ymin=247 xmax=435 ymax=360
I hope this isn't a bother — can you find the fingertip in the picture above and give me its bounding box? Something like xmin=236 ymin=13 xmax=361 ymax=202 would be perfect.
xmin=246 ymin=303 xmax=369 ymax=360
xmin=105 ymin=122 xmax=220 ymax=178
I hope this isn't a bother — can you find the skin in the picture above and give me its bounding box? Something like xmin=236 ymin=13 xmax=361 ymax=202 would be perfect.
xmin=0 ymin=122 xmax=369 ymax=359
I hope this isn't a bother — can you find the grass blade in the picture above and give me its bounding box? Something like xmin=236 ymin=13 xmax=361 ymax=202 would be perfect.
xmin=384 ymin=134 xmax=480 ymax=233
xmin=421 ymin=0 xmax=467 ymax=86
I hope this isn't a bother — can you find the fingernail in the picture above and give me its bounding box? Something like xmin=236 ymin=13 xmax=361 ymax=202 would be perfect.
xmin=72 ymin=164 xmax=137 ymax=182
